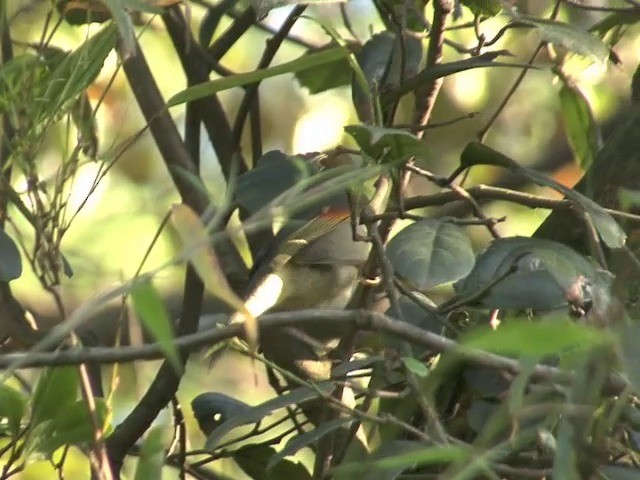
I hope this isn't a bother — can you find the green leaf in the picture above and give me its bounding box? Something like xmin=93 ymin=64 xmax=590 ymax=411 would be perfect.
xmin=70 ymin=92 xmax=98 ymax=159
xmin=204 ymin=382 xmax=334 ymax=450
xmin=171 ymin=204 xmax=258 ymax=351
xmin=382 ymin=51 xmax=526 ymax=105
xmin=333 ymin=443 xmax=468 ymax=475
xmin=134 ymin=426 xmax=165 ymax=480
xmin=268 ymin=417 xmax=352 ymax=470
xmin=234 ymin=151 xmax=315 ymax=215
xmin=552 ymin=421 xmax=580 ymax=480
xmin=460 ymin=142 xmax=626 ymax=249
xmin=386 ymin=219 xmax=475 ymax=289
xmin=559 ymin=82 xmax=602 ymax=171
xmin=30 ymin=367 xmax=78 ymax=427
xmin=599 ymin=465 xmax=640 ymax=480
xmin=345 ymin=125 xmax=433 ymax=163
xmin=31 ymin=398 xmax=111 ymax=456
xmin=510 ymin=12 xmax=610 ymax=65
xmin=618 ymin=322 xmax=640 ymax=394
xmin=352 ymin=32 xmax=423 ymax=123
xmin=130 ymin=279 xmax=180 ymax=371
xmin=234 ymin=444 xmax=311 ymax=480
xmin=103 ymin=0 xmax=136 ymax=58
xmin=455 ymin=236 xmax=596 ymax=310
xmin=0 ymin=230 xmax=22 ymax=281
xmin=0 ymin=383 xmax=27 ymax=436
xmin=295 ymin=54 xmax=352 ymax=94
xmin=461 ymin=0 xmax=503 ymax=16
xmin=42 ymin=23 xmax=117 ymax=121
xmin=461 ymin=317 xmax=610 ymax=358
xmin=168 ymin=46 xmax=349 ymax=107
xmin=400 ymin=357 xmax=429 ymax=378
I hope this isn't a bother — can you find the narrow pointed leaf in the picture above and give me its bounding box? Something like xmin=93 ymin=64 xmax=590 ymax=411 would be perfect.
xmin=168 ymin=46 xmax=349 ymax=107
xmin=130 ymin=279 xmax=180 ymax=371
xmin=30 ymin=367 xmax=78 ymax=427
xmin=171 ymin=204 xmax=257 ymax=350
xmin=0 ymin=384 xmax=27 ymax=436
xmin=460 ymin=142 xmax=626 ymax=248
xmin=559 ymin=82 xmax=602 ymax=171
xmin=510 ymin=12 xmax=610 ymax=65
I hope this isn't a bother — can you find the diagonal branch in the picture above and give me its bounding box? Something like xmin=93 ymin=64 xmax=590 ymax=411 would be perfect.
xmin=0 ymin=309 xmax=627 ymax=395
xmin=162 ymin=5 xmax=245 ymax=179
xmin=105 ymin=32 xmax=242 ymax=474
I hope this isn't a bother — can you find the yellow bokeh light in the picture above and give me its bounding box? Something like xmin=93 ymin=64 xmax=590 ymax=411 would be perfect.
xmin=293 ymin=93 xmax=350 ymax=153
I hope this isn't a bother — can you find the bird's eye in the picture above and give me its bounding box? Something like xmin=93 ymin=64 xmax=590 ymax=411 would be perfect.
xmin=213 ymin=413 xmax=223 ymax=423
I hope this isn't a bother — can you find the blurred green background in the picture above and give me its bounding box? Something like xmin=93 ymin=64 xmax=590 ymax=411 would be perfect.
xmin=3 ymin=0 xmax=640 ymax=477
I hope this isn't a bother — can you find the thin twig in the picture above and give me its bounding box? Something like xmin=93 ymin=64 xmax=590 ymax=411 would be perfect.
xmin=477 ymin=0 xmax=563 ymax=142
xmin=231 ymin=5 xmax=307 ymax=150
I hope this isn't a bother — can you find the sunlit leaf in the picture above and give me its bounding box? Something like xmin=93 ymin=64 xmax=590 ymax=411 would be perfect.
xmin=461 ymin=317 xmax=610 ymax=358
xmin=510 ymin=12 xmax=611 ymax=64
xmin=345 ymin=125 xmax=433 ymax=163
xmin=559 ymin=82 xmax=602 ymax=171
xmin=30 ymin=367 xmax=78 ymax=427
xmin=0 ymin=383 xmax=27 ymax=436
xmin=171 ymin=204 xmax=257 ymax=350
xmin=31 ymin=399 xmax=110 ymax=456
xmin=103 ymin=0 xmax=136 ymax=57
xmin=130 ymin=279 xmax=180 ymax=371
xmin=461 ymin=0 xmax=503 ymax=16
xmin=386 ymin=219 xmax=475 ymax=289
xmin=43 ymin=23 xmax=117 ymax=120
xmin=168 ymin=46 xmax=349 ymax=107
xmin=333 ymin=444 xmax=468 ymax=474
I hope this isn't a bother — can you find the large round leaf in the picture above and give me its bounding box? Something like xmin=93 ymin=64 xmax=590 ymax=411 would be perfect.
xmin=386 ymin=219 xmax=475 ymax=289
xmin=456 ymin=237 xmax=596 ymax=310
